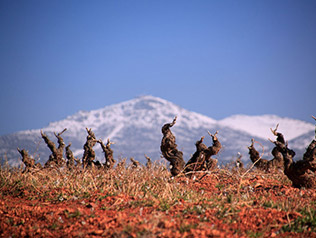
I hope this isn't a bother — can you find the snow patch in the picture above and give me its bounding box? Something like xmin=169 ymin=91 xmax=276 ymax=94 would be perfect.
xmin=219 ymin=114 xmax=314 ymax=141
xmin=107 ymin=123 xmax=124 ymax=139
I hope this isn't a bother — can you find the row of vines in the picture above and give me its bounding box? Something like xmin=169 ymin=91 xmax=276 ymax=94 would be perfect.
xmin=18 ymin=116 xmax=316 ymax=189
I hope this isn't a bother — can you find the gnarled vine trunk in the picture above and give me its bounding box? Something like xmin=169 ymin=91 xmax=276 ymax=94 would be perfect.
xmin=160 ymin=116 xmax=185 ymax=176
xmin=82 ymin=128 xmax=97 ymax=168
xmin=184 ymin=131 xmax=221 ymax=174
xmin=235 ymin=152 xmax=244 ymax=171
xmin=204 ymin=131 xmax=221 ymax=170
xmin=248 ymin=125 xmax=288 ymax=172
xmin=277 ymin=139 xmax=316 ymax=188
xmin=97 ymin=139 xmax=115 ymax=170
xmin=279 ymin=117 xmax=316 ymax=188
xmin=145 ymin=154 xmax=152 ymax=169
xmin=41 ymin=129 xmax=67 ymax=168
xmin=17 ymin=148 xmax=42 ymax=173
xmin=65 ymin=143 xmax=76 ymax=170
xmin=130 ymin=158 xmax=140 ymax=168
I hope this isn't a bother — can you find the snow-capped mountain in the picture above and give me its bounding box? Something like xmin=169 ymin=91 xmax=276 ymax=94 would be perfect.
xmin=219 ymin=114 xmax=314 ymax=141
xmin=0 ymin=95 xmax=314 ymax=167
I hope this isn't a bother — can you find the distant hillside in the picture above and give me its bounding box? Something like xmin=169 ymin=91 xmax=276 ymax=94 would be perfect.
xmin=0 ymin=96 xmax=314 ymax=167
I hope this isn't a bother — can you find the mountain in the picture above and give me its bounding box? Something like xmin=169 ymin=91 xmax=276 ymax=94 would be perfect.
xmin=0 ymin=96 xmax=315 ymax=167
xmin=219 ymin=114 xmax=314 ymax=141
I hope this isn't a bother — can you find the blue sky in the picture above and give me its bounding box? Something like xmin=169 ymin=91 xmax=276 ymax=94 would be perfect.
xmin=0 ymin=0 xmax=315 ymax=135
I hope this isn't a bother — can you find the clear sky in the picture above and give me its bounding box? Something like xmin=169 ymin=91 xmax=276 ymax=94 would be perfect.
xmin=1 ymin=0 xmax=315 ymax=136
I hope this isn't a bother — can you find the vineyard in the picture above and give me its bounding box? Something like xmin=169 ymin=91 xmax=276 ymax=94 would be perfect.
xmin=0 ymin=116 xmax=316 ymax=237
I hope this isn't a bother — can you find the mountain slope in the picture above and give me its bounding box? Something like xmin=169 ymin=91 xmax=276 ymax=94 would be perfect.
xmin=0 ymin=96 xmax=314 ymax=167
xmin=0 ymin=96 xmax=218 ymax=166
xmin=219 ymin=114 xmax=314 ymax=141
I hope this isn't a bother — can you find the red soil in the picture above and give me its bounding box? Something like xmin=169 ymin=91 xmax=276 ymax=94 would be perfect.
xmin=1 ymin=174 xmax=316 ymax=237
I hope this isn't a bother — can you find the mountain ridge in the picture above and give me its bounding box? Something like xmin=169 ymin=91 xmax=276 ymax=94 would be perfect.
xmin=218 ymin=114 xmax=314 ymax=141
xmin=1 ymin=95 xmax=314 ymax=167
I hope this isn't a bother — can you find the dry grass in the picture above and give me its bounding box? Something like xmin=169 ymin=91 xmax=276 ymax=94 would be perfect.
xmin=0 ymin=161 xmax=202 ymax=205
xmin=1 ymin=161 xmax=316 ymax=237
